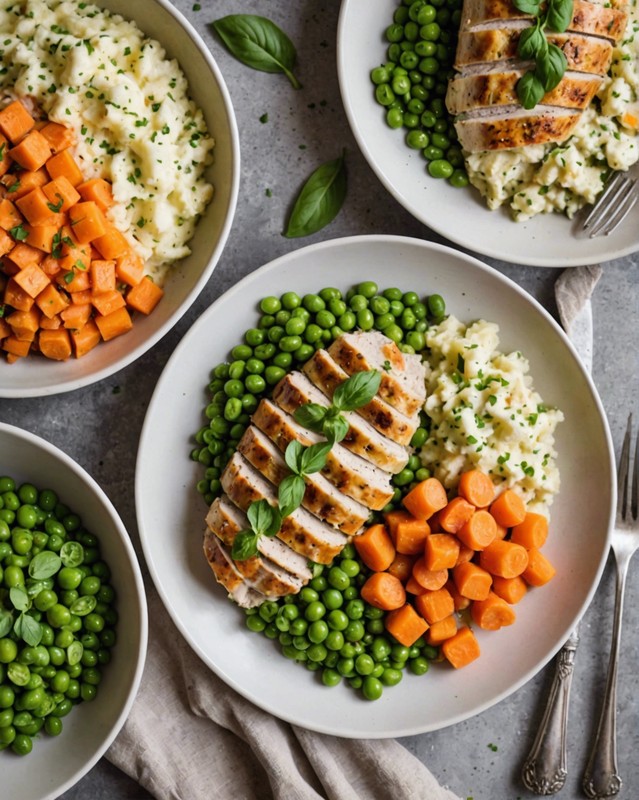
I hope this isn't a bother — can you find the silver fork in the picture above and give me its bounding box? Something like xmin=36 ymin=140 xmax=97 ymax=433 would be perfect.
xmin=582 ymin=413 xmax=639 ymax=798
xmin=582 ymin=172 xmax=638 ymax=238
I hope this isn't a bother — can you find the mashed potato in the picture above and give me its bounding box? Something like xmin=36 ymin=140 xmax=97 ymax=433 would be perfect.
xmin=0 ymin=0 xmax=214 ymax=278
xmin=419 ymin=316 xmax=564 ymax=514
xmin=465 ymin=0 xmax=639 ymax=221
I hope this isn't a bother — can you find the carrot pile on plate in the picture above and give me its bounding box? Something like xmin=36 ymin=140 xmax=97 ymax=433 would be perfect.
xmin=0 ymin=98 xmax=163 ymax=363
xmin=355 ymin=468 xmax=556 ymax=669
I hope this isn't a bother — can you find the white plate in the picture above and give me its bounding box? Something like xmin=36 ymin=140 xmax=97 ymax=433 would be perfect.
xmin=136 ymin=235 xmax=614 ymax=737
xmin=0 ymin=423 xmax=147 ymax=800
xmin=337 ymin=0 xmax=639 ymax=268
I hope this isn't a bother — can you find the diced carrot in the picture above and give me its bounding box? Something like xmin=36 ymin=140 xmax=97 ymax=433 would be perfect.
xmin=115 ymin=249 xmax=145 ymax=286
xmin=8 ymin=130 xmax=51 ymax=172
xmin=354 ymin=523 xmax=396 ymax=572
xmin=510 ymin=512 xmax=549 ymax=550
xmin=13 ymin=262 xmax=49 ymax=298
xmin=126 ymin=276 xmax=163 ymax=315
xmin=405 ymin=575 xmax=428 ymax=595
xmin=427 ymin=509 xmax=443 ymax=533
xmin=42 ymin=175 xmax=81 ymax=212
xmin=4 ymin=278 xmax=34 ymax=311
xmin=490 ymin=488 xmax=526 ymax=528
xmin=393 ymin=516 xmax=431 ymax=555
xmin=71 ymin=289 xmax=92 ymax=305
xmin=438 ymin=496 xmax=475 ymax=533
xmin=455 ymin=543 xmax=475 ymax=565
xmin=452 ymin=561 xmax=493 ymax=601
xmin=522 ymin=549 xmax=556 ymax=587
xmin=360 ymin=572 xmax=406 ymax=611
xmin=6 ymin=242 xmax=43 ymax=270
xmin=387 ymin=552 xmax=417 ymax=583
xmin=479 ymin=539 xmax=529 ymax=579
xmin=2 ymin=335 xmax=31 ymax=357
xmin=89 ymin=259 xmax=116 ymax=294
xmin=457 ymin=509 xmax=498 ymax=551
xmin=77 ymin=177 xmax=114 ymax=210
xmin=491 ymin=575 xmax=528 ymax=605
xmin=402 ymin=477 xmax=448 ymax=520
xmin=60 ymin=302 xmax=91 ymax=330
xmin=411 ymin=557 xmax=449 ymax=591
xmin=40 ymin=254 xmax=61 ymax=277
xmin=0 ymin=100 xmax=35 ymax=143
xmin=423 ymin=533 xmax=460 ymax=571
xmin=494 ymin=521 xmax=508 ymax=541
xmin=36 ymin=283 xmax=69 ymax=319
xmin=0 ymin=132 xmax=12 ymax=178
xmin=94 ymin=306 xmax=132 ymax=341
xmin=68 ymin=201 xmax=107 ymax=244
xmin=23 ymin=224 xmax=58 ymax=253
xmin=39 ymin=313 xmax=62 ymax=330
xmin=471 ymin=591 xmax=517 ymax=630
xmin=414 ymin=587 xmax=455 ymax=624
xmin=92 ymin=226 xmax=129 ymax=259
xmin=38 ymin=327 xmax=72 ymax=360
xmin=384 ymin=603 xmax=429 ymax=647
xmin=621 ymin=110 xmax=639 ymax=130
xmin=39 ymin=121 xmax=75 ymax=153
xmin=56 ymin=267 xmax=90 ymax=293
xmin=385 ymin=509 xmax=415 ymax=538
xmin=2 ymin=168 xmax=49 ymax=199
xmin=6 ymin=307 xmax=40 ymax=340
xmin=445 ymin=578 xmax=471 ymax=611
xmin=0 ymin=198 xmax=23 ymax=230
xmin=426 ymin=614 xmax=457 ymax=646
xmin=91 ymin=289 xmax=125 ymax=317
xmin=442 ymin=625 xmax=480 ymax=669
xmin=0 ymin=317 xmax=10 ymax=339
xmin=0 ymin=228 xmax=12 ymax=257
xmin=70 ymin=319 xmax=101 ymax=358
xmin=45 ymin=149 xmax=84 ymax=186
xmin=458 ymin=469 xmax=495 ymax=508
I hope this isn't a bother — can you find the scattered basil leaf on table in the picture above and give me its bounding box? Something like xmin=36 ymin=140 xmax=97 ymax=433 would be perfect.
xmin=211 ymin=14 xmax=302 ymax=89
xmin=283 ymin=152 xmax=347 ymax=238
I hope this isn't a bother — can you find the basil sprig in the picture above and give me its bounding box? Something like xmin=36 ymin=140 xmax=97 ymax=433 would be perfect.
xmin=514 ymin=0 xmax=572 ymax=109
xmin=232 ymin=498 xmax=282 ymax=561
xmin=284 ymin=152 xmax=347 ymax=239
xmin=211 ymin=14 xmax=301 ymax=89
xmin=3 ymin=585 xmax=43 ymax=646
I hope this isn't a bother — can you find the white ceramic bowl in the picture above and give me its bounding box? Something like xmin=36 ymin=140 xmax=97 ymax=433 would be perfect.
xmin=0 ymin=422 xmax=147 ymax=800
xmin=0 ymin=0 xmax=240 ymax=398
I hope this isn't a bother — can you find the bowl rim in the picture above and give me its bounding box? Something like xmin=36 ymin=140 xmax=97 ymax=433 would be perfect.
xmin=0 ymin=421 xmax=149 ymax=797
xmin=0 ymin=0 xmax=241 ymax=399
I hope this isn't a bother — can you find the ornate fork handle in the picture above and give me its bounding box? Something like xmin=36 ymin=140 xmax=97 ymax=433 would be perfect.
xmin=521 ymin=627 xmax=580 ymax=795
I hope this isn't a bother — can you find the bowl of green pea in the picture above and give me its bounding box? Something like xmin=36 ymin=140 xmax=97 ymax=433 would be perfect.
xmin=0 ymin=422 xmax=147 ymax=800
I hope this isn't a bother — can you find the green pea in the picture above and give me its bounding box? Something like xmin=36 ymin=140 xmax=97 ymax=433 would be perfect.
xmin=386 ymin=107 xmax=404 ymax=129
xmin=371 ymin=65 xmax=391 ymax=85
xmin=406 ymin=129 xmax=429 ymax=149
xmin=362 ymin=676 xmax=383 ymax=701
xmin=259 ymin=296 xmax=281 ymax=314
xmin=244 ymin=327 xmax=264 ymax=346
xmin=428 ymin=159 xmax=454 ymax=179
xmin=245 ymin=374 xmax=266 ymax=394
xmin=254 ymin=343 xmax=275 ymax=360
xmin=450 ymin=169 xmax=469 ymax=188
xmin=322 ymin=588 xmax=343 ymax=610
xmin=409 ymin=656 xmax=430 ymax=675
xmin=264 ymin=366 xmax=286 ymax=385
xmin=427 ymin=293 xmax=446 ymax=318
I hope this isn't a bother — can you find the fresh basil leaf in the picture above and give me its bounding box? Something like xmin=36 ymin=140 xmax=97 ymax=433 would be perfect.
xmin=29 ymin=550 xmax=62 ymax=580
xmin=284 ymin=153 xmax=347 ymax=239
xmin=546 ymin=0 xmax=573 ymax=32
xmin=211 ymin=15 xmax=301 ymax=89
xmin=0 ymin=609 xmax=14 ymax=638
xmin=512 ymin=0 xmax=542 ymax=14
xmin=517 ymin=24 xmax=547 ymax=60
xmin=278 ymin=474 xmax=305 ymax=518
xmin=333 ymin=370 xmax=381 ymax=411
xmin=322 ymin=414 xmax=349 ymax=444
xmin=284 ymin=439 xmax=304 ymax=474
xmin=247 ymin=499 xmax=279 ymax=537
xmin=517 ymin=70 xmax=546 ymax=109
xmin=19 ymin=613 xmax=42 ymax=647
xmin=536 ymin=43 xmax=567 ymax=91
xmin=231 ymin=530 xmax=259 ymax=561
xmin=9 ymin=586 xmax=29 ymax=612
xmin=293 ymin=403 xmax=327 ymax=432
xmin=300 ymin=442 xmax=332 ymax=474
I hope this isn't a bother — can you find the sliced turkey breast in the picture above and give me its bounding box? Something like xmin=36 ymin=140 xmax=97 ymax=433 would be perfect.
xmin=237 ymin=424 xmax=370 ymax=535
xmin=327 ymin=331 xmax=426 ymax=417
xmin=252 ymin=398 xmax=395 ymax=510
xmin=272 ymin=371 xmax=409 ymax=474
xmin=221 ymin=451 xmax=349 ymax=564
xmin=447 ymin=69 xmax=602 ymax=115
xmin=303 ymin=349 xmax=418 ymax=446
xmin=454 ymin=105 xmax=581 ymax=151
xmin=202 ymin=534 xmax=266 ymax=608
xmin=206 ymin=495 xmax=312 ymax=581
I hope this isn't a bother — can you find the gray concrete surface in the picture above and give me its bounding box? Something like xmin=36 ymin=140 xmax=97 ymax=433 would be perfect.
xmin=1 ymin=1 xmax=638 ymax=798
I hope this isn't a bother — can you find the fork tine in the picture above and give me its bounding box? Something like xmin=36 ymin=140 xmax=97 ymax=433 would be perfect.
xmin=588 ymin=181 xmax=638 ymax=238
xmin=618 ymin=413 xmax=632 ymax=520
xmin=583 ymin=172 xmax=626 ymax=230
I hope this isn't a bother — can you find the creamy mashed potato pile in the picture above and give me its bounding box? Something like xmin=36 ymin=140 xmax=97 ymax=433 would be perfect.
xmin=419 ymin=316 xmax=563 ymax=514
xmin=0 ymin=0 xmax=214 ymax=277
xmin=465 ymin=0 xmax=639 ymax=221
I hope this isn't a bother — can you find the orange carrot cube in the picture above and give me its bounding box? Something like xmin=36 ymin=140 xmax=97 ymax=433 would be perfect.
xmin=0 ymin=100 xmax=35 ymax=143
xmin=8 ymin=130 xmax=51 ymax=171
xmin=68 ymin=201 xmax=107 ymax=243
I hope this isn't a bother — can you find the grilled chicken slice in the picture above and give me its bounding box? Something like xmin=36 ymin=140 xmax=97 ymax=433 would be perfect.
xmin=454 ymin=105 xmax=581 ymax=151
xmin=447 ymin=69 xmax=602 ymax=115
xmin=327 ymin=331 xmax=426 ymax=417
xmin=221 ymin=452 xmax=349 ymax=565
xmin=272 ymin=371 xmax=409 ymax=474
xmin=237 ymin=424 xmax=370 ymax=535
xmin=205 ymin=498 xmax=308 ymax=596
xmin=202 ymin=534 xmax=266 ymax=608
xmin=253 ymin=398 xmax=395 ymax=510
xmin=303 ymin=349 xmax=418 ymax=446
